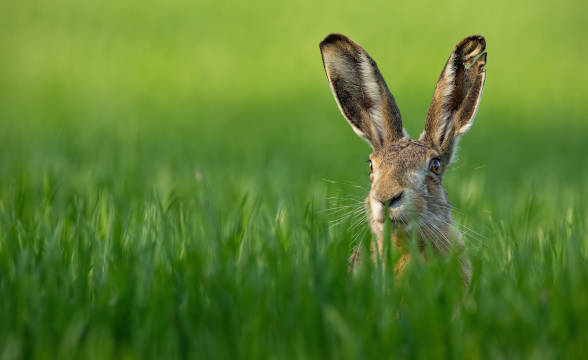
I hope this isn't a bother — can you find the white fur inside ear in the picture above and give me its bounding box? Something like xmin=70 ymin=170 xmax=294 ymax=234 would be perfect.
xmin=457 ymin=119 xmax=473 ymax=135
xmin=437 ymin=57 xmax=456 ymax=142
xmin=456 ymin=77 xmax=484 ymax=135
xmin=324 ymin=57 xmax=370 ymax=142
xmin=402 ymin=128 xmax=410 ymax=139
xmin=358 ymin=52 xmax=385 ymax=136
xmin=448 ymin=136 xmax=461 ymax=164
xmin=351 ymin=125 xmax=371 ymax=145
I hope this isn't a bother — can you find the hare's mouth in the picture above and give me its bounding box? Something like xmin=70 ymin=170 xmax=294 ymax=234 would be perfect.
xmin=374 ymin=216 xmax=409 ymax=229
xmin=387 ymin=217 xmax=407 ymax=226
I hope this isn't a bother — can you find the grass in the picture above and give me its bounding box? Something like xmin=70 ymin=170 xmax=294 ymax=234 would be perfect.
xmin=1 ymin=0 xmax=588 ymax=358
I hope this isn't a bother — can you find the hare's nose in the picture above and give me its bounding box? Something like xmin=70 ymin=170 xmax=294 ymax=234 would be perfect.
xmin=381 ymin=192 xmax=403 ymax=208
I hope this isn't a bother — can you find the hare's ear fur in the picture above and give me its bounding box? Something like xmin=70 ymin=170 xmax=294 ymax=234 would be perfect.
xmin=420 ymin=35 xmax=487 ymax=162
xmin=320 ymin=34 xmax=404 ymax=150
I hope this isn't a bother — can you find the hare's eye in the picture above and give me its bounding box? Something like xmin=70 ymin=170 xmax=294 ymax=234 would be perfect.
xmin=429 ymin=158 xmax=441 ymax=174
xmin=367 ymin=159 xmax=373 ymax=174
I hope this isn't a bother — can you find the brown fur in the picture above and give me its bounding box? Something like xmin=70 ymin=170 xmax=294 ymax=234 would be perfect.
xmin=319 ymin=34 xmax=404 ymax=149
xmin=320 ymin=34 xmax=487 ymax=286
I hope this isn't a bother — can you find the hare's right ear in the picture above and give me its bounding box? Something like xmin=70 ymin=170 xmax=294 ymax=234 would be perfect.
xmin=420 ymin=35 xmax=487 ymax=163
xmin=320 ymin=34 xmax=404 ymax=150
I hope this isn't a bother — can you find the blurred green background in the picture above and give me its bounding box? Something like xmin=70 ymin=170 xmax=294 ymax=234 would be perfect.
xmin=2 ymin=0 xmax=587 ymax=194
xmin=1 ymin=0 xmax=588 ymax=358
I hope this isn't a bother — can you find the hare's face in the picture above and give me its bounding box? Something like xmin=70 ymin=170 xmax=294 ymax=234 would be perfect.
xmin=366 ymin=140 xmax=448 ymax=240
xmin=320 ymin=33 xmax=486 ymax=265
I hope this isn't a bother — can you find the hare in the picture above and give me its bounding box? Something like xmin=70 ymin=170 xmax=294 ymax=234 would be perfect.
xmin=319 ymin=34 xmax=487 ymax=285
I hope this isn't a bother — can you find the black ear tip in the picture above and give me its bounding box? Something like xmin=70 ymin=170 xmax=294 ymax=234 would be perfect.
xmin=466 ymin=34 xmax=486 ymax=48
xmin=455 ymin=35 xmax=486 ymax=56
xmin=474 ymin=35 xmax=486 ymax=47
xmin=320 ymin=33 xmax=351 ymax=49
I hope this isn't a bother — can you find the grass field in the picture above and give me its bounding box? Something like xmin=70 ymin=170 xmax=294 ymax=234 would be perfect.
xmin=1 ymin=0 xmax=588 ymax=358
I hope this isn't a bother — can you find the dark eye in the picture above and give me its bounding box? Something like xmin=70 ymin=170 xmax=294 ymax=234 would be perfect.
xmin=368 ymin=159 xmax=373 ymax=174
xmin=429 ymin=158 xmax=441 ymax=174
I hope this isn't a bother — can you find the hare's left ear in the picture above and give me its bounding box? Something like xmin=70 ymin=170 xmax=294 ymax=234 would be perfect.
xmin=420 ymin=35 xmax=487 ymax=162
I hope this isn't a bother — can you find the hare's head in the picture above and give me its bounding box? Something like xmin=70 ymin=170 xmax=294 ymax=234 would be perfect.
xmin=320 ymin=34 xmax=486 ymax=254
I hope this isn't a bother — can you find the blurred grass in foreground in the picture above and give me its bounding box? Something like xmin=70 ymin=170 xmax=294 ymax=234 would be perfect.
xmin=1 ymin=0 xmax=588 ymax=358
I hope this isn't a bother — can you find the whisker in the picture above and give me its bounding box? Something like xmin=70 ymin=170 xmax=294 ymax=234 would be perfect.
xmin=328 ymin=208 xmax=366 ymax=229
xmin=325 ymin=209 xmax=363 ymax=220
xmin=434 ymin=216 xmax=486 ymax=243
xmin=420 ymin=210 xmax=486 ymax=255
xmin=420 ymin=221 xmax=450 ymax=253
xmin=418 ymin=195 xmax=467 ymax=216
xmin=349 ymin=217 xmax=367 ymax=233
xmin=420 ymin=205 xmax=486 ymax=243
xmin=327 ymin=196 xmax=365 ymax=204
xmin=322 ymin=178 xmax=369 ymax=191
xmin=324 ymin=204 xmax=365 ymax=212
xmin=351 ymin=226 xmax=369 ymax=246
